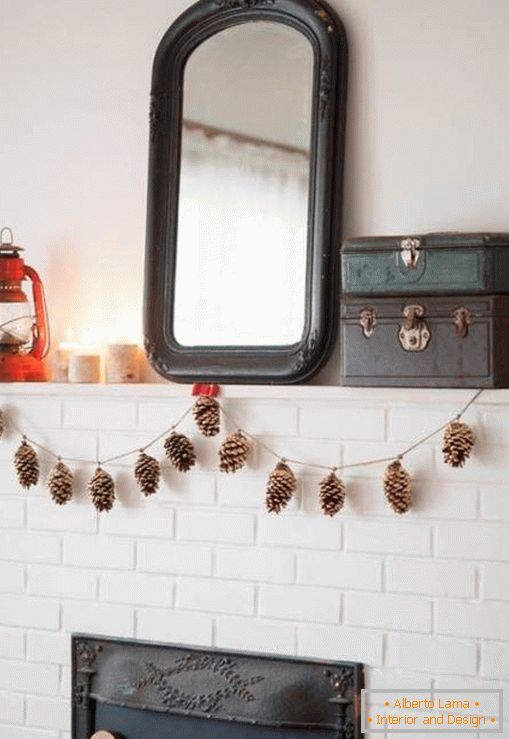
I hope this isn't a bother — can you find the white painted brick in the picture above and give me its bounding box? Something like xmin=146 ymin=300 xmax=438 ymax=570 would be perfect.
xmin=0 ymin=498 xmax=24 ymax=528
xmin=480 ymin=485 xmax=509 ymax=521
xmin=98 ymin=431 xmax=159 ymax=465
xmin=63 ymin=600 xmax=134 ymax=637
xmin=345 ymin=520 xmax=430 ymax=555
xmin=136 ymin=608 xmax=212 ymax=645
xmin=259 ymin=584 xmax=340 ymax=623
xmin=63 ymin=534 xmax=134 ymax=569
xmin=345 ymin=592 xmax=432 ymax=632
xmin=137 ymin=399 xmax=193 ymax=431
xmin=100 ymin=505 xmax=174 ymax=538
xmin=437 ymin=600 xmax=509 ymax=640
xmin=433 ymin=443 xmax=509 ymax=483
xmin=410 ymin=481 xmax=478 ymax=519
xmin=217 ymin=474 xmax=269 ymax=509
xmin=436 ymin=524 xmax=509 ymax=561
xmin=159 ymin=471 xmax=215 ymax=505
xmin=215 ymin=616 xmax=296 ymax=655
xmin=300 ymin=405 xmax=385 ymax=441
xmin=297 ymin=551 xmax=381 ymax=590
xmin=27 ymin=631 xmax=69 ymax=665
xmin=0 ymin=531 xmax=60 ymax=564
xmin=298 ymin=624 xmax=383 ymax=665
xmin=480 ymin=410 xmax=509 ymax=446
xmin=6 ymin=398 xmax=62 ymax=429
xmin=482 ymin=563 xmax=509 ymax=600
xmin=258 ymin=514 xmax=341 ymax=550
xmin=215 ymin=547 xmax=294 ymax=584
xmin=63 ymin=398 xmax=136 ymax=429
xmin=177 ymin=578 xmax=255 ymax=615
xmin=386 ymin=558 xmax=476 ymax=598
xmin=137 ymin=540 xmax=212 ymax=576
xmin=481 ymin=641 xmax=509 ymax=680
xmin=0 ymin=627 xmax=24 ymax=659
xmin=366 ymin=668 xmax=432 ymax=690
xmin=0 ymin=692 xmax=24 ymax=724
xmin=177 ymin=510 xmax=254 ymax=544
xmin=256 ymin=437 xmax=341 ymax=474
xmin=389 ymin=406 xmax=479 ymax=443
xmin=0 ymin=727 xmax=55 ymax=739
xmin=342 ymin=442 xmax=433 ymax=479
xmin=223 ymin=401 xmax=298 ymax=436
xmin=0 ymin=562 xmax=24 ymax=594
xmin=27 ymin=499 xmax=96 ymax=533
xmin=100 ymin=571 xmax=174 ymax=607
xmin=387 ymin=633 xmax=477 ymax=675
xmin=27 ymin=565 xmax=97 ymax=600
xmin=26 ymin=695 xmax=70 ymax=731
xmin=0 ymin=595 xmax=59 ymax=629
xmin=0 ymin=660 xmax=59 ymax=695
xmin=28 ymin=429 xmax=98 ymax=462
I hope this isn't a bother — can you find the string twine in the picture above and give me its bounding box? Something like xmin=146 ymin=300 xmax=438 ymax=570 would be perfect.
xmin=5 ymin=388 xmax=484 ymax=474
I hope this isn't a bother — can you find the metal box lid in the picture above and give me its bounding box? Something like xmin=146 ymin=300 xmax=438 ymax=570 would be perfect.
xmin=342 ymin=232 xmax=509 ymax=252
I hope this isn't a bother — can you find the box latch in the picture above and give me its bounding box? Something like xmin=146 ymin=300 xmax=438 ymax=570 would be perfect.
xmin=453 ymin=307 xmax=472 ymax=338
xmin=360 ymin=307 xmax=377 ymax=338
xmin=400 ymin=237 xmax=421 ymax=269
xmin=399 ymin=304 xmax=431 ymax=351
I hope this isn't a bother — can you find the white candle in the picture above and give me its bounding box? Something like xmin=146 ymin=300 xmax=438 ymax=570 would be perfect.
xmin=68 ymin=351 xmax=101 ymax=383
xmin=105 ymin=343 xmax=140 ymax=383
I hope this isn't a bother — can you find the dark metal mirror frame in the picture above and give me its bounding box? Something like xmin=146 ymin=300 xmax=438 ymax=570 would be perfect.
xmin=72 ymin=634 xmax=363 ymax=738
xmin=144 ymin=0 xmax=348 ymax=384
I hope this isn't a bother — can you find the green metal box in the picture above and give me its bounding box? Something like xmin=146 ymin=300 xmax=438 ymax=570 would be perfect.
xmin=342 ymin=232 xmax=509 ymax=296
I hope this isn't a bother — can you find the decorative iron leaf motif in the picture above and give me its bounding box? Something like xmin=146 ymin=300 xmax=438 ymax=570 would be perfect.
xmin=75 ymin=641 xmax=103 ymax=669
xmin=136 ymin=653 xmax=264 ymax=714
xmin=295 ymin=329 xmax=319 ymax=371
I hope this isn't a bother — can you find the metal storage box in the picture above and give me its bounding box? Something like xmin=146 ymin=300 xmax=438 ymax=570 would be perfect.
xmin=342 ymin=232 xmax=509 ymax=296
xmin=341 ymin=295 xmax=509 ymax=388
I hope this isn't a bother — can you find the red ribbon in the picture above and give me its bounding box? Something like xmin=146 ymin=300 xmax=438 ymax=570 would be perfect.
xmin=192 ymin=383 xmax=220 ymax=397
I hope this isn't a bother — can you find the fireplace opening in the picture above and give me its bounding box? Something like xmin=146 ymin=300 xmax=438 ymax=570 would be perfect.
xmin=72 ymin=635 xmax=363 ymax=739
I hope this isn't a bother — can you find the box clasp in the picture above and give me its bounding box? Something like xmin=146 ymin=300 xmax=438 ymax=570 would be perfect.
xmin=360 ymin=307 xmax=377 ymax=338
xmin=399 ymin=304 xmax=431 ymax=351
xmin=453 ymin=306 xmax=472 ymax=338
xmin=400 ymin=237 xmax=421 ymax=269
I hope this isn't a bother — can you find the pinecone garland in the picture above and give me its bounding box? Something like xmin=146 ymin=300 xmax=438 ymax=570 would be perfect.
xmin=164 ymin=432 xmax=196 ymax=472
xmin=134 ymin=451 xmax=160 ymax=496
xmin=47 ymin=460 xmax=73 ymax=505
xmin=442 ymin=420 xmax=474 ymax=468
xmin=89 ymin=467 xmax=115 ymax=512
xmin=219 ymin=431 xmax=249 ymax=473
xmin=319 ymin=471 xmax=346 ymax=517
xmin=14 ymin=439 xmax=39 ymax=489
xmin=193 ymin=396 xmax=220 ymax=437
xmin=383 ymin=459 xmax=412 ymax=514
xmin=266 ymin=461 xmax=296 ymax=514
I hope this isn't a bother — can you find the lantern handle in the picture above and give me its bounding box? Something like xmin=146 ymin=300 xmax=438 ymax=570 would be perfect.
xmin=24 ymin=265 xmax=50 ymax=360
xmin=0 ymin=227 xmax=14 ymax=246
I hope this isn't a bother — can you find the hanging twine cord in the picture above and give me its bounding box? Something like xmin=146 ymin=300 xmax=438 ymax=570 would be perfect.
xmin=5 ymin=388 xmax=483 ymax=472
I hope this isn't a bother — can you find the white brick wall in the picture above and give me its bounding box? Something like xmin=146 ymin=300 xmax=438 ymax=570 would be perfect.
xmin=0 ymin=386 xmax=507 ymax=739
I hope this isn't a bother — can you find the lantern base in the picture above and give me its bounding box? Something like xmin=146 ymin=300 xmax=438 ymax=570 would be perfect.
xmin=0 ymin=353 xmax=46 ymax=382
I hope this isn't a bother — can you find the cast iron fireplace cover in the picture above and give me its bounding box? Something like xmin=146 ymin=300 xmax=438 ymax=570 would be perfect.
xmin=72 ymin=634 xmax=363 ymax=738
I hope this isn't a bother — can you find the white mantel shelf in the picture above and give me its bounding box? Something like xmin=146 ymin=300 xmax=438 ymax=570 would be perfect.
xmin=0 ymin=382 xmax=507 ymax=406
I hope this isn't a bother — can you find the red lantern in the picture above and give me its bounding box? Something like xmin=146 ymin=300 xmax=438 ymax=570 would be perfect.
xmin=0 ymin=228 xmax=49 ymax=381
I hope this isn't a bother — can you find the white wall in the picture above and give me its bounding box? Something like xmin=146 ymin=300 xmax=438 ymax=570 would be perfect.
xmin=0 ymin=385 xmax=507 ymax=738
xmin=2 ymin=0 xmax=509 ymax=356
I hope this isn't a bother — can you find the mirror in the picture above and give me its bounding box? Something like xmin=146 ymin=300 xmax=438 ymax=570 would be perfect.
xmin=144 ymin=0 xmax=347 ymax=383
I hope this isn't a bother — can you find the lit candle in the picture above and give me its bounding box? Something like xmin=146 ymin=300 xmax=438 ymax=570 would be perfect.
xmin=52 ymin=340 xmax=79 ymax=382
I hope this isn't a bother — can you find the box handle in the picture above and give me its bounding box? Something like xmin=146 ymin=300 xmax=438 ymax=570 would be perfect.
xmin=453 ymin=307 xmax=472 ymax=338
xmin=400 ymin=237 xmax=421 ymax=269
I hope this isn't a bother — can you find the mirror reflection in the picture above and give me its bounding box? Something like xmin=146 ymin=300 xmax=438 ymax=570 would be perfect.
xmin=173 ymin=21 xmax=314 ymax=347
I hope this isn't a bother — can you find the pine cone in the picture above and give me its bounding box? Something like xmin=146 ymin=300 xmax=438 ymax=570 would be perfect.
xmin=89 ymin=467 xmax=115 ymax=512
xmin=164 ymin=432 xmax=196 ymax=472
xmin=442 ymin=420 xmax=474 ymax=468
xmin=14 ymin=439 xmax=39 ymax=489
xmin=0 ymin=409 xmax=4 ymax=439
xmin=47 ymin=460 xmax=73 ymax=505
xmin=319 ymin=471 xmax=346 ymax=517
xmin=193 ymin=396 xmax=220 ymax=437
xmin=219 ymin=431 xmax=249 ymax=473
xmin=266 ymin=461 xmax=296 ymax=514
xmin=383 ymin=459 xmax=412 ymax=514
xmin=134 ymin=451 xmax=160 ymax=496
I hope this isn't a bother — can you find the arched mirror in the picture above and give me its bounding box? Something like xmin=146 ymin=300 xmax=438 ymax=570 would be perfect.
xmin=144 ymin=0 xmax=347 ymax=383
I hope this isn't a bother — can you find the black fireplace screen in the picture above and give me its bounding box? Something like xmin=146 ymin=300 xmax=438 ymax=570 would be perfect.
xmin=72 ymin=635 xmax=363 ymax=739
